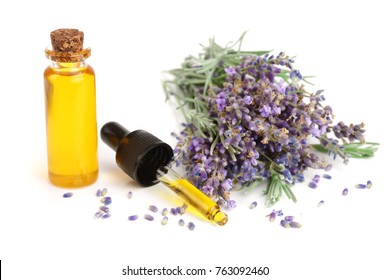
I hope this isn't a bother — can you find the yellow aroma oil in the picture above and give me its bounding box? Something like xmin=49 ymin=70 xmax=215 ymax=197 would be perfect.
xmin=44 ymin=29 xmax=98 ymax=187
xmin=158 ymin=171 xmax=228 ymax=226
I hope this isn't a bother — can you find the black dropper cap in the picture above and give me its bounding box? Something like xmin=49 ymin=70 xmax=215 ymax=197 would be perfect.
xmin=100 ymin=122 xmax=174 ymax=186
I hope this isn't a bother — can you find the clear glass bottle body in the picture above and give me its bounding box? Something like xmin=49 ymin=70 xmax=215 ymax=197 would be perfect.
xmin=44 ymin=49 xmax=98 ymax=187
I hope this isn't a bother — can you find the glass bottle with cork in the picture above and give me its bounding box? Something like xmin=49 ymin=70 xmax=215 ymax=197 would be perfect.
xmin=44 ymin=29 xmax=98 ymax=187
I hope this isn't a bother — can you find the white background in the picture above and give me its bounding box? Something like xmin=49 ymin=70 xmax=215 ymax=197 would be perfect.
xmin=0 ymin=0 xmax=389 ymax=279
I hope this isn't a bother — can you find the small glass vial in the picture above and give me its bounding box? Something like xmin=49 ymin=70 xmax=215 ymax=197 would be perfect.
xmin=44 ymin=29 xmax=98 ymax=187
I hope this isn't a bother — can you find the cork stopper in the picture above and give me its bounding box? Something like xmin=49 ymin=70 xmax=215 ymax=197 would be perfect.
xmin=46 ymin=28 xmax=90 ymax=62
xmin=50 ymin=29 xmax=84 ymax=53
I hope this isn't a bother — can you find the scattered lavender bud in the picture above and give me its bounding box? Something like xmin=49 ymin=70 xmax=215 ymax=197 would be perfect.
xmin=188 ymin=222 xmax=195 ymax=231
xmin=280 ymin=219 xmax=290 ymax=228
xmin=267 ymin=211 xmax=276 ymax=222
xmin=101 ymin=188 xmax=108 ymax=196
xmin=171 ymin=208 xmax=178 ymax=215
xmin=178 ymin=219 xmax=185 ymax=226
xmin=325 ymin=164 xmax=332 ymax=171
xmin=102 ymin=213 xmax=111 ymax=219
xmin=177 ymin=206 xmax=186 ymax=215
xmin=144 ymin=214 xmax=154 ymax=221
xmin=96 ymin=189 xmax=102 ymax=197
xmin=313 ymin=174 xmax=321 ymax=183
xmin=161 ymin=216 xmax=168 ymax=225
xmin=355 ymin=184 xmax=367 ymax=189
xmin=289 ymin=221 xmax=302 ymax=228
xmin=127 ymin=191 xmax=133 ymax=199
xmin=342 ymin=188 xmax=348 ymax=196
xmin=100 ymin=196 xmax=112 ymax=205
xmin=99 ymin=206 xmax=110 ymax=213
xmin=249 ymin=201 xmax=257 ymax=209
xmin=366 ymin=180 xmax=372 ymax=189
xmin=318 ymin=200 xmax=325 ymax=207
xmin=162 ymin=208 xmax=168 ymax=216
xmin=149 ymin=205 xmax=158 ymax=213
xmin=275 ymin=210 xmax=284 ymax=216
xmin=308 ymin=182 xmax=318 ymax=189
xmin=63 ymin=192 xmax=73 ymax=198
xmin=284 ymin=216 xmax=294 ymax=222
xmin=323 ymin=174 xmax=332 ymax=179
xmin=94 ymin=211 xmax=104 ymax=219
xmin=128 ymin=215 xmax=138 ymax=221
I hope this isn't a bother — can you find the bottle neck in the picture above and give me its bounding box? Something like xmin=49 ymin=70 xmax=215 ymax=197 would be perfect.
xmin=49 ymin=60 xmax=88 ymax=74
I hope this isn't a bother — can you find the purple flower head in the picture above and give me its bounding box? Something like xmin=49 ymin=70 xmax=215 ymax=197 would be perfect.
xmin=225 ymin=66 xmax=238 ymax=77
xmin=221 ymin=178 xmax=233 ymax=191
xmin=227 ymin=199 xmax=237 ymax=208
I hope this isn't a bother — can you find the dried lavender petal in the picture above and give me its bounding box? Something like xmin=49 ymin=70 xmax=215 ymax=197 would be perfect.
xmin=128 ymin=215 xmax=138 ymax=221
xmin=355 ymin=184 xmax=367 ymax=189
xmin=284 ymin=216 xmax=294 ymax=222
xmin=101 ymin=188 xmax=108 ymax=196
xmin=280 ymin=219 xmax=290 ymax=228
xmin=289 ymin=221 xmax=302 ymax=228
xmin=99 ymin=206 xmax=110 ymax=213
xmin=249 ymin=201 xmax=257 ymax=209
xmin=94 ymin=211 xmax=104 ymax=219
xmin=178 ymin=219 xmax=185 ymax=226
xmin=188 ymin=222 xmax=195 ymax=231
xmin=162 ymin=208 xmax=168 ymax=216
xmin=144 ymin=214 xmax=154 ymax=221
xmin=342 ymin=188 xmax=348 ymax=196
xmin=127 ymin=191 xmax=133 ymax=199
xmin=96 ymin=189 xmax=102 ymax=197
xmin=366 ymin=180 xmax=372 ymax=189
xmin=313 ymin=174 xmax=321 ymax=183
xmin=102 ymin=213 xmax=111 ymax=219
xmin=149 ymin=205 xmax=158 ymax=213
xmin=308 ymin=181 xmax=318 ymax=189
xmin=322 ymin=174 xmax=332 ymax=179
xmin=63 ymin=192 xmax=73 ymax=198
xmin=161 ymin=216 xmax=168 ymax=225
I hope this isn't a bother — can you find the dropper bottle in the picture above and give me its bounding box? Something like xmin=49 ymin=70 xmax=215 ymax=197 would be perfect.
xmin=101 ymin=122 xmax=228 ymax=226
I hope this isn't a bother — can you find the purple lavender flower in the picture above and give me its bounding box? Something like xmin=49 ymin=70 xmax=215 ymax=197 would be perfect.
xmin=165 ymin=42 xmax=371 ymax=208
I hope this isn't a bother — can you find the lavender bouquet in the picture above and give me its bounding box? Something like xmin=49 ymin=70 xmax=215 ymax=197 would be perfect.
xmin=163 ymin=33 xmax=378 ymax=207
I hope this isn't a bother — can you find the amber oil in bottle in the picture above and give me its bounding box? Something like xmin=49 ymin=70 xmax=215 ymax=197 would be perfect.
xmin=44 ymin=29 xmax=98 ymax=187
